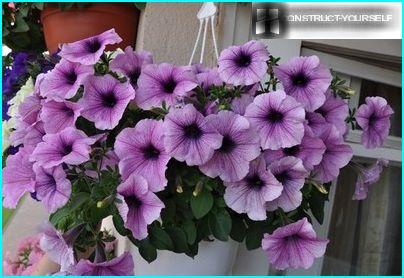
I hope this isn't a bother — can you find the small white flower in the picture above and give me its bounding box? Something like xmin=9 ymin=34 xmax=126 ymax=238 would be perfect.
xmin=7 ymin=77 xmax=35 ymax=118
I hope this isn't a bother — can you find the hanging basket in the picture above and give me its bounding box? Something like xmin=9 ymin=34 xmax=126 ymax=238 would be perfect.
xmin=41 ymin=3 xmax=140 ymax=54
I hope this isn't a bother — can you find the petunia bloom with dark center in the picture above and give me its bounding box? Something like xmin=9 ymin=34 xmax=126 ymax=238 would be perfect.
xmin=163 ymin=104 xmax=222 ymax=166
xmin=116 ymin=174 xmax=164 ymax=240
xmin=218 ymin=40 xmax=269 ymax=86
xmin=355 ymin=96 xmax=393 ymax=149
xmin=245 ymin=90 xmax=306 ymax=150
xmin=274 ymin=55 xmax=332 ymax=112
xmin=40 ymin=58 xmax=93 ymax=102
xmin=262 ymin=218 xmax=329 ymax=270
xmin=110 ymin=46 xmax=153 ymax=89
xmin=200 ymin=111 xmax=261 ymax=182
xmin=60 ymin=29 xmax=122 ymax=65
xmin=224 ymin=156 xmax=282 ymax=220
xmin=136 ymin=63 xmax=198 ymax=110
xmin=80 ymin=74 xmax=135 ymax=130
xmin=115 ymin=119 xmax=170 ymax=192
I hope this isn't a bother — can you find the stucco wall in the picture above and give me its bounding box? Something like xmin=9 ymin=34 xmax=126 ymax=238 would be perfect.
xmin=136 ymin=3 xmax=218 ymax=67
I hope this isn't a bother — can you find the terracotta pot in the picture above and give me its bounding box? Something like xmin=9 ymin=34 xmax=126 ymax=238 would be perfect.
xmin=41 ymin=3 xmax=140 ymax=54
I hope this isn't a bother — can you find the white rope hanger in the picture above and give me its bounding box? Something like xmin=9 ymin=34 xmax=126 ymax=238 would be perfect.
xmin=188 ymin=2 xmax=219 ymax=65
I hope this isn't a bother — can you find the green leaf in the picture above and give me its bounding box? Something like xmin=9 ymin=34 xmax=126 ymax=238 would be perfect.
xmin=70 ymin=192 xmax=90 ymax=210
xmin=308 ymin=184 xmax=330 ymax=225
xmin=182 ymin=220 xmax=197 ymax=245
xmin=58 ymin=3 xmax=75 ymax=11
xmin=112 ymin=214 xmax=130 ymax=237
xmin=245 ymin=224 xmax=263 ymax=250
xmin=149 ymin=226 xmax=174 ymax=250
xmin=134 ymin=3 xmax=146 ymax=10
xmin=190 ymin=189 xmax=213 ymax=219
xmin=209 ymin=210 xmax=232 ymax=241
xmin=137 ymin=239 xmax=157 ymax=263
xmin=229 ymin=215 xmax=247 ymax=242
xmin=165 ymin=227 xmax=188 ymax=253
xmin=13 ymin=15 xmax=29 ymax=33
xmin=161 ymin=199 xmax=176 ymax=223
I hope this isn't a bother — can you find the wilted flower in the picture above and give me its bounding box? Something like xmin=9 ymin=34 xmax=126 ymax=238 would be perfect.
xmin=80 ymin=75 xmax=135 ymax=130
xmin=218 ymin=40 xmax=269 ymax=86
xmin=199 ymin=111 xmax=261 ymax=182
xmin=195 ymin=68 xmax=222 ymax=94
xmin=116 ymin=174 xmax=164 ymax=240
xmin=274 ymin=55 xmax=332 ymax=112
xmin=262 ymin=218 xmax=329 ymax=270
xmin=115 ymin=119 xmax=170 ymax=192
xmin=31 ymin=127 xmax=96 ymax=168
xmin=352 ymin=159 xmax=388 ymax=200
xmin=224 ymin=156 xmax=282 ymax=220
xmin=34 ymin=164 xmax=72 ymax=213
xmin=163 ymin=104 xmax=223 ymax=166
xmin=136 ymin=63 xmax=198 ymax=110
xmin=39 ymin=59 xmax=93 ymax=102
xmin=3 ymin=147 xmax=35 ymax=208
xmin=59 ymin=29 xmax=122 ymax=65
xmin=110 ymin=46 xmax=153 ymax=89
xmin=355 ymin=96 xmax=394 ymax=149
xmin=245 ymin=90 xmax=305 ymax=150
xmin=266 ymin=156 xmax=308 ymax=212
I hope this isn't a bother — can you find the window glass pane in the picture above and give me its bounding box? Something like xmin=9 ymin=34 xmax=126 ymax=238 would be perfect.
xmin=322 ymin=162 xmax=402 ymax=275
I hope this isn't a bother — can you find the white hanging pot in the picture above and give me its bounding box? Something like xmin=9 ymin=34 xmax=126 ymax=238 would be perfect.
xmin=102 ymin=217 xmax=239 ymax=275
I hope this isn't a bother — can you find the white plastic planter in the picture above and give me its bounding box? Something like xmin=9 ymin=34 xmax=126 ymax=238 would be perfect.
xmin=102 ymin=217 xmax=240 ymax=275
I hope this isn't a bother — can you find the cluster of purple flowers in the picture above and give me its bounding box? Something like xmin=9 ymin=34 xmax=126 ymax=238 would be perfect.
xmin=2 ymin=29 xmax=393 ymax=274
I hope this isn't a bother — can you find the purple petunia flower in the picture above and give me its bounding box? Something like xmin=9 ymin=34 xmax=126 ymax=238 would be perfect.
xmin=3 ymin=147 xmax=35 ymax=208
xmin=188 ymin=63 xmax=209 ymax=74
xmin=40 ymin=100 xmax=81 ymax=134
xmin=352 ymin=159 xmax=388 ymax=200
xmin=33 ymin=165 xmax=72 ymax=213
xmin=115 ymin=119 xmax=170 ymax=192
xmin=31 ymin=127 xmax=96 ymax=168
xmin=71 ymin=252 xmax=134 ymax=275
xmin=23 ymin=121 xmax=45 ymax=148
xmin=116 ymin=174 xmax=164 ymax=240
xmin=199 ymin=110 xmax=261 ymax=182
xmin=59 ymin=29 xmax=122 ymax=65
xmin=263 ymin=126 xmax=326 ymax=171
xmin=315 ymin=90 xmax=349 ymax=136
xmin=163 ymin=104 xmax=223 ymax=166
xmin=136 ymin=63 xmax=198 ymax=110
xmin=224 ymin=156 xmax=282 ymax=220
xmin=313 ymin=125 xmax=353 ymax=183
xmin=266 ymin=156 xmax=308 ymax=212
xmin=274 ymin=56 xmax=332 ymax=112
xmin=355 ymin=96 xmax=394 ymax=149
xmin=262 ymin=217 xmax=329 ymax=270
xmin=80 ymin=75 xmax=135 ymax=130
xmin=231 ymin=94 xmax=254 ymax=116
xmin=245 ymin=90 xmax=306 ymax=150
xmin=218 ymin=40 xmax=269 ymax=86
xmin=39 ymin=222 xmax=75 ymax=271
xmin=40 ymin=59 xmax=93 ymax=102
xmin=110 ymin=46 xmax=153 ymax=89
xmin=195 ymin=68 xmax=223 ymax=94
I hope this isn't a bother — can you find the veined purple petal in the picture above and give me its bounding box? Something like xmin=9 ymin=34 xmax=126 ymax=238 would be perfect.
xmin=199 ymin=110 xmax=261 ymax=182
xmin=163 ymin=104 xmax=223 ymax=166
xmin=72 ymin=252 xmax=134 ymax=275
xmin=3 ymin=147 xmax=36 ymax=208
xmin=59 ymin=29 xmax=122 ymax=65
xmin=245 ymin=90 xmax=306 ymax=150
xmin=274 ymin=56 xmax=332 ymax=112
xmin=224 ymin=155 xmax=282 ymax=220
xmin=218 ymin=40 xmax=269 ymax=86
xmin=40 ymin=100 xmax=81 ymax=134
xmin=80 ymin=74 xmax=135 ymax=130
xmin=262 ymin=218 xmax=329 ymax=270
